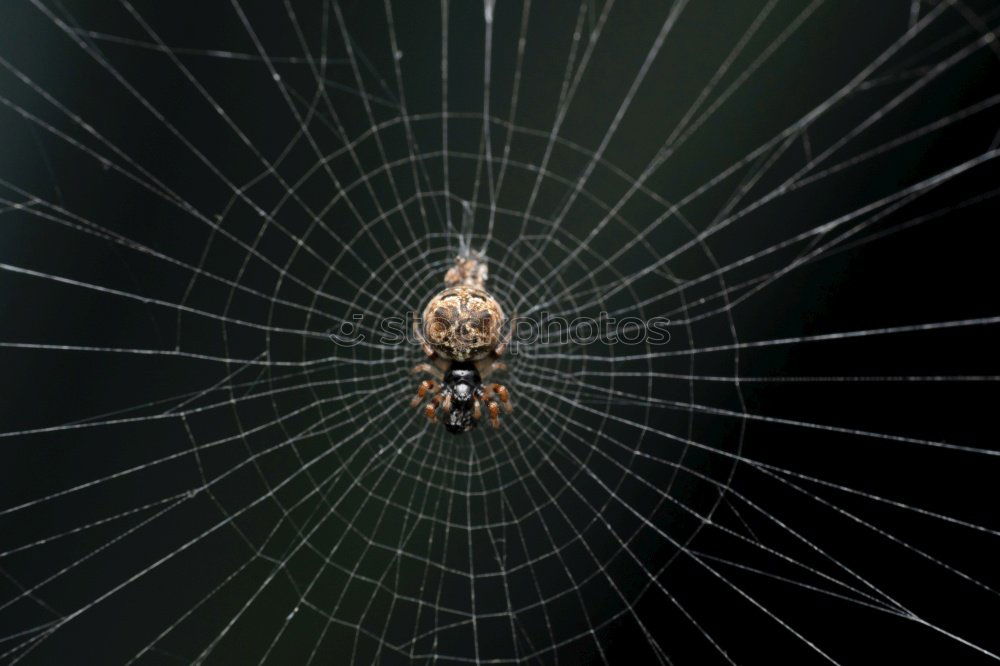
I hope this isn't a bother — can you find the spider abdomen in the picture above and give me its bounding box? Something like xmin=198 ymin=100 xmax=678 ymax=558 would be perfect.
xmin=421 ymin=286 xmax=504 ymax=361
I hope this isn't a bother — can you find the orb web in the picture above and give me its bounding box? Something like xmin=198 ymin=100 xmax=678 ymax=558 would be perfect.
xmin=1 ymin=0 xmax=999 ymax=663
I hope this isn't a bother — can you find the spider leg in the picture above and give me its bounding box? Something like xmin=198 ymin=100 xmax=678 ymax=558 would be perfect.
xmin=479 ymin=385 xmax=503 ymax=428
xmin=492 ymin=383 xmax=513 ymax=414
xmin=424 ymin=394 xmax=442 ymax=422
xmin=410 ymin=379 xmax=437 ymax=408
xmin=476 ymin=358 xmax=507 ymax=381
xmin=410 ymin=353 xmax=452 ymax=427
xmin=411 ymin=363 xmax=444 ymax=381
xmin=485 ymin=400 xmax=501 ymax=429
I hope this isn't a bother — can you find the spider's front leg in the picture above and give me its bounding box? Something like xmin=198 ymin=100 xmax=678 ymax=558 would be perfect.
xmin=410 ymin=347 xmax=450 ymax=425
xmin=480 ymin=383 xmax=513 ymax=428
xmin=484 ymin=400 xmax=501 ymax=429
xmin=410 ymin=378 xmax=439 ymax=408
xmin=492 ymin=383 xmax=513 ymax=414
xmin=424 ymin=395 xmax=442 ymax=422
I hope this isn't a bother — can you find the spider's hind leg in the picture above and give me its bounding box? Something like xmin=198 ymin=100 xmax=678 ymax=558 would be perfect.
xmin=411 ymin=363 xmax=444 ymax=381
xmin=476 ymin=358 xmax=507 ymax=381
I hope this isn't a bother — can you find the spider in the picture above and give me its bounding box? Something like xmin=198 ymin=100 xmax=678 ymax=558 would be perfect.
xmin=410 ymin=359 xmax=511 ymax=433
xmin=410 ymin=257 xmax=512 ymax=433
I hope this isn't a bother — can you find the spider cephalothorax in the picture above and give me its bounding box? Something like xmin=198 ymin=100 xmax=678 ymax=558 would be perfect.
xmin=410 ymin=253 xmax=513 ymax=433
xmin=410 ymin=361 xmax=510 ymax=434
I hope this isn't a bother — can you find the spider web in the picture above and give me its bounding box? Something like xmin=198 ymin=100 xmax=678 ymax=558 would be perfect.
xmin=1 ymin=0 xmax=999 ymax=663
